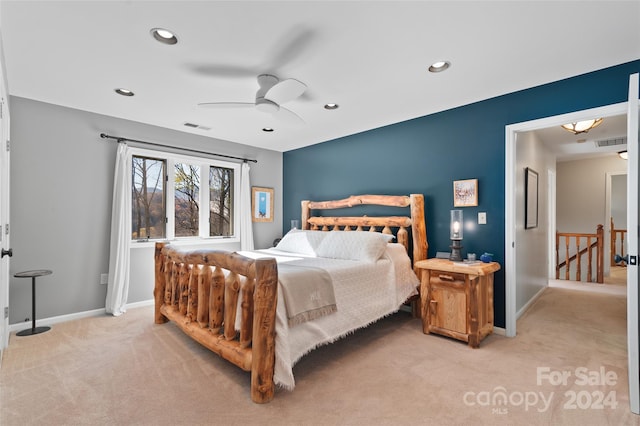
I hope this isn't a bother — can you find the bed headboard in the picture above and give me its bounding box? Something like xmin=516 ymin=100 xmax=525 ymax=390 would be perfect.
xmin=300 ymin=194 xmax=428 ymax=265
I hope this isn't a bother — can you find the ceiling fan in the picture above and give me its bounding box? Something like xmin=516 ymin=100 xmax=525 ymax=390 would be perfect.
xmin=198 ymin=74 xmax=307 ymax=124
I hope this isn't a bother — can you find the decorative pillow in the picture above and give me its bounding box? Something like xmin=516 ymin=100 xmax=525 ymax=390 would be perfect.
xmin=315 ymin=231 xmax=394 ymax=263
xmin=274 ymin=230 xmax=327 ymax=256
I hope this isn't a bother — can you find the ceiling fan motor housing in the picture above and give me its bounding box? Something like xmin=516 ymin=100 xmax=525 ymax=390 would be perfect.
xmin=256 ymin=97 xmax=280 ymax=113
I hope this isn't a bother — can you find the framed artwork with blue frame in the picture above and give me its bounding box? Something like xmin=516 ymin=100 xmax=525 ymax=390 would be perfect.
xmin=251 ymin=186 xmax=274 ymax=222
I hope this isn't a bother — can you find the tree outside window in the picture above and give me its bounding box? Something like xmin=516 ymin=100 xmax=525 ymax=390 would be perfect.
xmin=131 ymin=156 xmax=166 ymax=239
xmin=209 ymin=166 xmax=234 ymax=236
xmin=175 ymin=163 xmax=200 ymax=237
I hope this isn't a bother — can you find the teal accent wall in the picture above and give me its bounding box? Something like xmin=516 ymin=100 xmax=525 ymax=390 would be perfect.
xmin=283 ymin=60 xmax=640 ymax=328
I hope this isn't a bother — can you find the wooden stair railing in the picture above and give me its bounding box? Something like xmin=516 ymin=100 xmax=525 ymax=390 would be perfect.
xmin=556 ymin=224 xmax=604 ymax=283
xmin=610 ymin=217 xmax=627 ymax=266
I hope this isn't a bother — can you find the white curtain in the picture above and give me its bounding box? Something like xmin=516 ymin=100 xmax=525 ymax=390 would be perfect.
xmin=105 ymin=143 xmax=131 ymax=316
xmin=240 ymin=161 xmax=254 ymax=250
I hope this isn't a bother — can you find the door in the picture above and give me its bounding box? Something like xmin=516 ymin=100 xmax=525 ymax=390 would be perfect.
xmin=0 ymin=84 xmax=9 ymax=352
xmin=627 ymin=72 xmax=639 ymax=414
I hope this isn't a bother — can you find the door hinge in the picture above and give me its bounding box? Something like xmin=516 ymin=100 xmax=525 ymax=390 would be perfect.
xmin=5 ymin=224 xmax=8 ymax=235
xmin=5 ymin=140 xmax=9 ymax=152
xmin=4 ymin=307 xmax=8 ymax=319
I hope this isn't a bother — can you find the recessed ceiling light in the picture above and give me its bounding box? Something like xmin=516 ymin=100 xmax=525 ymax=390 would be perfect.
xmin=428 ymin=61 xmax=450 ymax=73
xmin=324 ymin=103 xmax=339 ymax=110
xmin=114 ymin=88 xmax=134 ymax=96
xmin=262 ymin=127 xmax=274 ymax=132
xmin=150 ymin=28 xmax=178 ymax=45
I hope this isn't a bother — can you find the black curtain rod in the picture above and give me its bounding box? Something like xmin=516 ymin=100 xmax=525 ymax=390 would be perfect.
xmin=99 ymin=133 xmax=258 ymax=163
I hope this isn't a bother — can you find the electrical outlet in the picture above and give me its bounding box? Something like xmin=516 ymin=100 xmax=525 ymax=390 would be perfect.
xmin=478 ymin=212 xmax=487 ymax=225
xmin=100 ymin=273 xmax=108 ymax=285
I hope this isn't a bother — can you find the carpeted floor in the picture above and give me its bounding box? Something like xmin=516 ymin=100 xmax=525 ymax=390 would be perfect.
xmin=0 ymin=282 xmax=637 ymax=425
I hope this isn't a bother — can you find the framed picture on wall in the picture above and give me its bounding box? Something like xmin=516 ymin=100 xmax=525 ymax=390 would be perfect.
xmin=251 ymin=186 xmax=274 ymax=222
xmin=525 ymin=167 xmax=538 ymax=229
xmin=453 ymin=179 xmax=478 ymax=207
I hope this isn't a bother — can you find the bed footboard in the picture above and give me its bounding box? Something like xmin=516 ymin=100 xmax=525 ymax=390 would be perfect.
xmin=154 ymin=242 xmax=278 ymax=403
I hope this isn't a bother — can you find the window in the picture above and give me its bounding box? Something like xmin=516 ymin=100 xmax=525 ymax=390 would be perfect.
xmin=209 ymin=165 xmax=234 ymax=237
xmin=132 ymin=156 xmax=166 ymax=239
xmin=174 ymin=162 xmax=200 ymax=237
xmin=131 ymin=149 xmax=239 ymax=241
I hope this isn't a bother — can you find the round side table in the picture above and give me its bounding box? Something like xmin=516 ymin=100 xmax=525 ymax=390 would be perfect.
xmin=14 ymin=269 xmax=52 ymax=336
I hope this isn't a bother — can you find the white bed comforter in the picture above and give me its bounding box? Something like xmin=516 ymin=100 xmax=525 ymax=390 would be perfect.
xmin=239 ymin=243 xmax=419 ymax=390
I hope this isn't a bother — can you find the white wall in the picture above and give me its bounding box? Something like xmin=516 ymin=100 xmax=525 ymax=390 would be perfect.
xmin=9 ymin=96 xmax=283 ymax=323
xmin=515 ymin=130 xmax=555 ymax=314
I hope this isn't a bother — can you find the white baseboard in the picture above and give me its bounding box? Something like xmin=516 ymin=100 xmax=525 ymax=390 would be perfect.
xmin=8 ymin=299 xmax=154 ymax=333
xmin=516 ymin=285 xmax=547 ymax=320
xmin=493 ymin=326 xmax=506 ymax=336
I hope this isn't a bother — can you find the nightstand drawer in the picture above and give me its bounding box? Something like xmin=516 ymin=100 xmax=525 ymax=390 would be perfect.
xmin=429 ymin=270 xmax=466 ymax=290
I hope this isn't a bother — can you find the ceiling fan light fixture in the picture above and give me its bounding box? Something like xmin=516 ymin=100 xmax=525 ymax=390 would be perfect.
xmin=324 ymin=103 xmax=339 ymax=110
xmin=262 ymin=127 xmax=274 ymax=132
xmin=114 ymin=88 xmax=134 ymax=96
xmin=618 ymin=150 xmax=628 ymax=160
xmin=428 ymin=61 xmax=450 ymax=73
xmin=561 ymin=118 xmax=603 ymax=135
xmin=150 ymin=28 xmax=178 ymax=45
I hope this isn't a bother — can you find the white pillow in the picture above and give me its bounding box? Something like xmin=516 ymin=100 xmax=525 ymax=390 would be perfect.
xmin=315 ymin=231 xmax=394 ymax=263
xmin=384 ymin=243 xmax=419 ymax=290
xmin=275 ymin=230 xmax=327 ymax=256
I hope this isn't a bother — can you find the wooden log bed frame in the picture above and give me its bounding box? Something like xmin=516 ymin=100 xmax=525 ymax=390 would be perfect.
xmin=154 ymin=194 xmax=428 ymax=403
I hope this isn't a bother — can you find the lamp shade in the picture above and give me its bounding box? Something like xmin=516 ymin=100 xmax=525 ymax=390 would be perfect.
xmin=450 ymin=210 xmax=463 ymax=240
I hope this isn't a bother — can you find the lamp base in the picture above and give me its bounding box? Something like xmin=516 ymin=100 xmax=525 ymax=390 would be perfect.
xmin=449 ymin=239 xmax=463 ymax=261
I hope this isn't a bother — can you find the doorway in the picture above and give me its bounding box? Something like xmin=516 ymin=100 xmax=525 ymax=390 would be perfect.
xmin=505 ymin=101 xmax=629 ymax=337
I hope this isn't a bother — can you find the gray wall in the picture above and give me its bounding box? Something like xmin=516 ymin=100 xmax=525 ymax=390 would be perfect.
xmin=515 ymin=130 xmax=555 ymax=315
xmin=9 ymin=96 xmax=282 ymax=324
xmin=611 ymin=173 xmax=627 ymax=233
xmin=556 ymin=155 xmax=627 ymax=277
xmin=557 ymin=156 xmax=627 ymax=234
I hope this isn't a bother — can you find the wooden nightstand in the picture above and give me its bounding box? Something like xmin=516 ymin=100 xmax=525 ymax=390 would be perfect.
xmin=415 ymin=258 xmax=500 ymax=348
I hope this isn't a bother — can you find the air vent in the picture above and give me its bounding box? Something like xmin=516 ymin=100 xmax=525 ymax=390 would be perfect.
xmin=183 ymin=122 xmax=211 ymax=131
xmin=595 ymin=137 xmax=626 ymax=148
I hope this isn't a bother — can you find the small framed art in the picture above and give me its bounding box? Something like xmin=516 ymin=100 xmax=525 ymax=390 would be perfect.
xmin=453 ymin=179 xmax=478 ymax=207
xmin=251 ymin=186 xmax=274 ymax=222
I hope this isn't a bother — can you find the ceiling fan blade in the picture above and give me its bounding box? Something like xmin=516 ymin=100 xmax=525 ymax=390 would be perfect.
xmin=276 ymin=106 xmax=305 ymax=125
xmin=265 ymin=78 xmax=307 ymax=105
xmin=198 ymin=102 xmax=255 ymax=109
xmin=268 ymin=27 xmax=315 ymax=70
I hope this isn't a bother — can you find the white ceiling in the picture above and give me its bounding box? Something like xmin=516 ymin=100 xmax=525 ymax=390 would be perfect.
xmin=534 ymin=114 xmax=629 ymax=161
xmin=1 ymin=1 xmax=639 ymax=153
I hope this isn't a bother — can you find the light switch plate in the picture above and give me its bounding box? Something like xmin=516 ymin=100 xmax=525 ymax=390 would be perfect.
xmin=478 ymin=212 xmax=487 ymax=225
